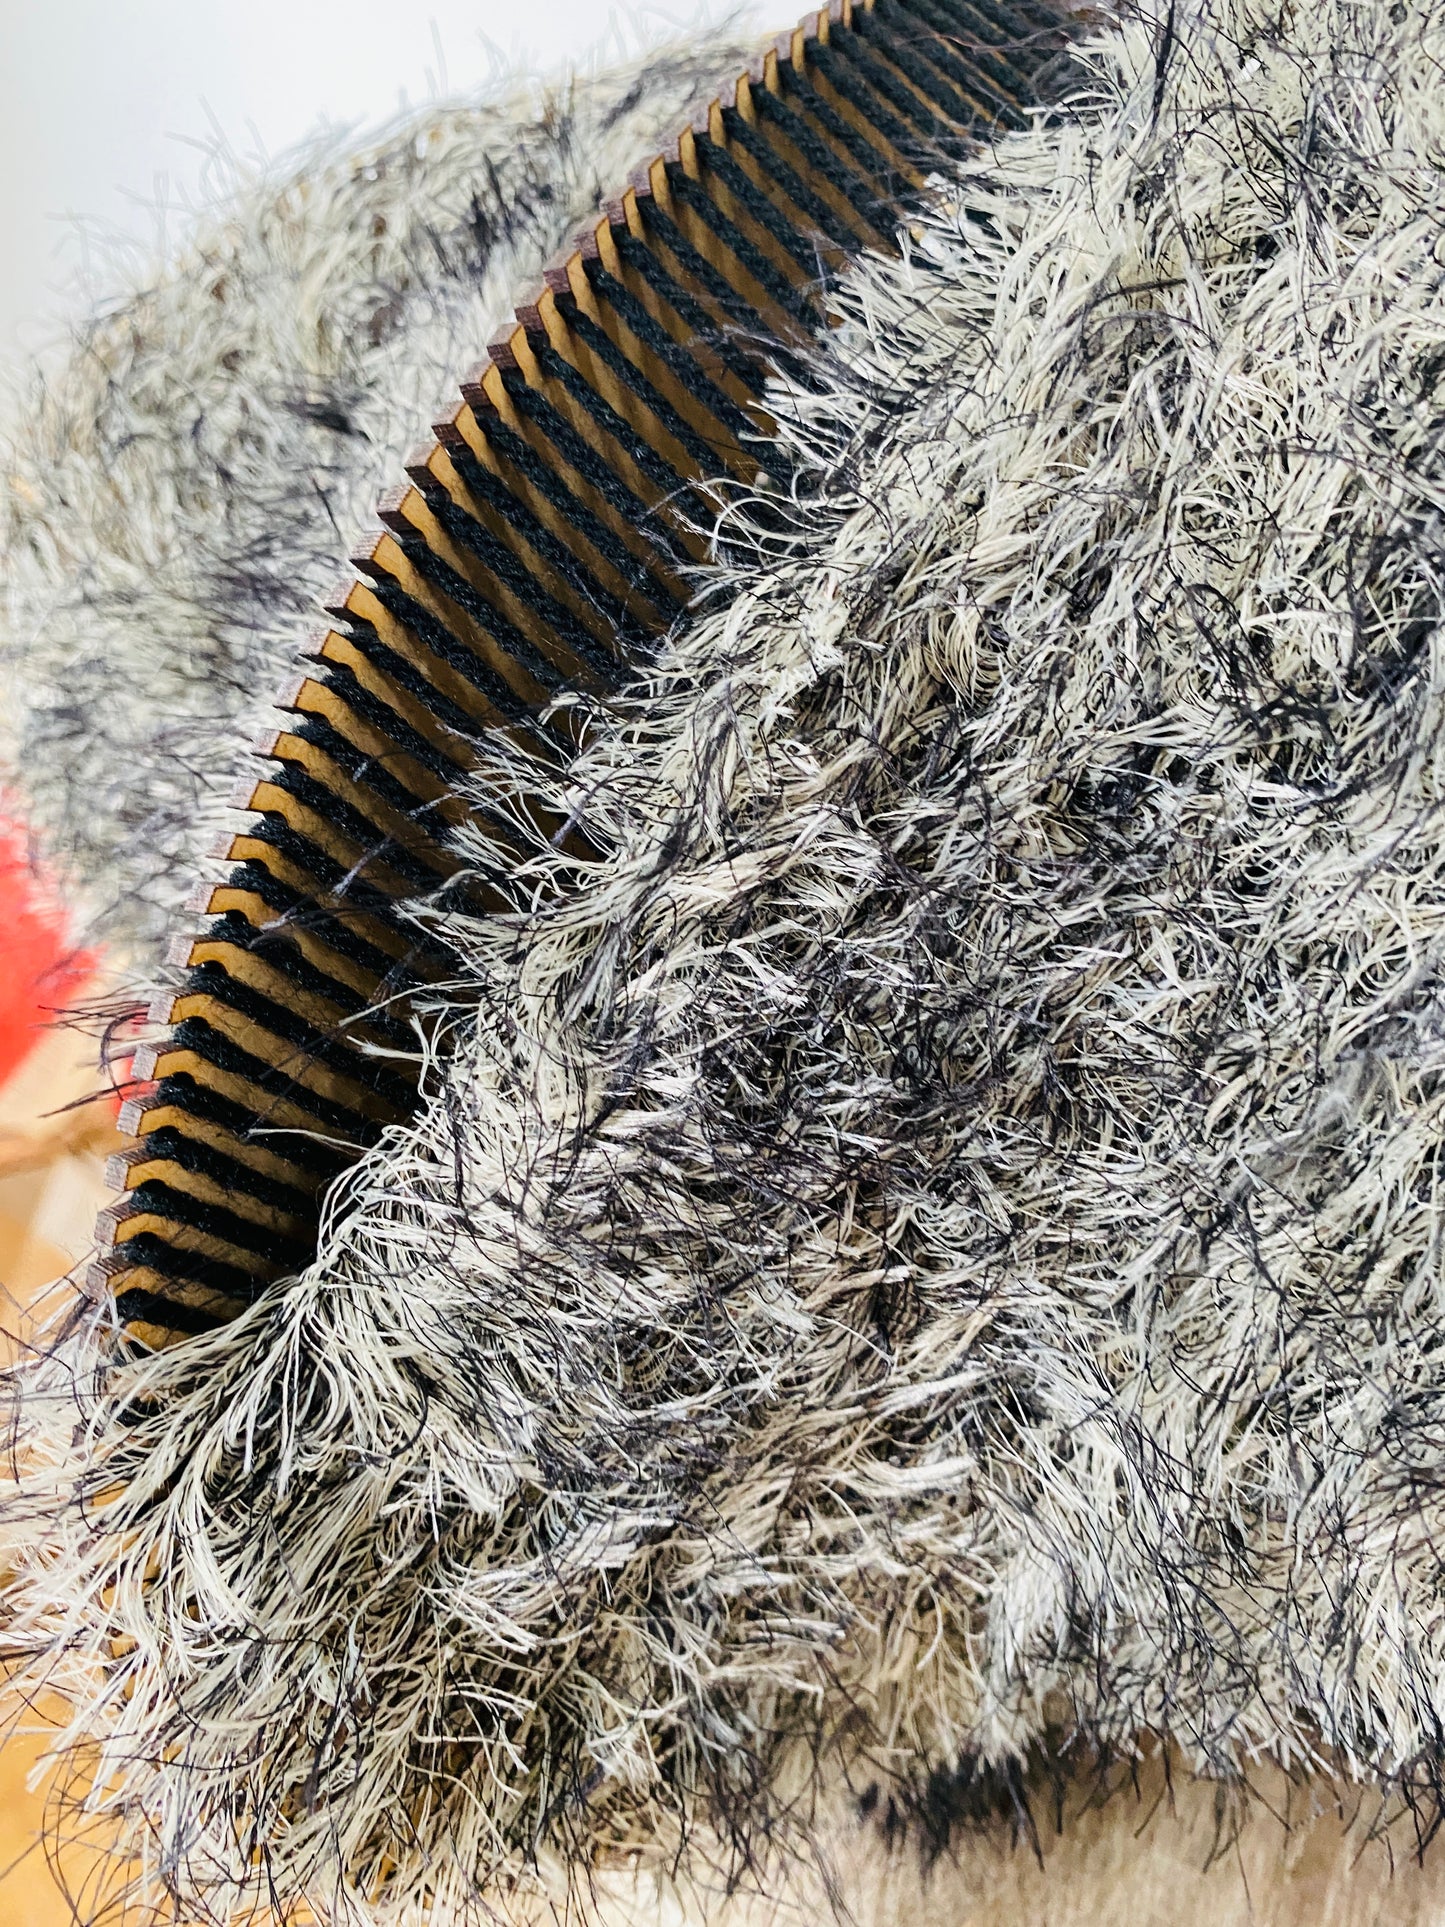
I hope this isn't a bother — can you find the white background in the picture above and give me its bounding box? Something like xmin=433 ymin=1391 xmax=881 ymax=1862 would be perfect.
xmin=0 ymin=0 xmax=741 ymax=379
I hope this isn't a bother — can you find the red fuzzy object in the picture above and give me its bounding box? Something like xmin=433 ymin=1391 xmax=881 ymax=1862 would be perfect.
xmin=0 ymin=807 xmax=95 ymax=1089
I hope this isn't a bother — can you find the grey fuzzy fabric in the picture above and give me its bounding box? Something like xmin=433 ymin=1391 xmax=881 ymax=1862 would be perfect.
xmin=0 ymin=28 xmax=751 ymax=965
xmin=11 ymin=0 xmax=1445 ymax=1919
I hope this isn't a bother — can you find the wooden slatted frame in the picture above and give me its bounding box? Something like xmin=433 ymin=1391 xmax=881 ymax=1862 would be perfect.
xmin=92 ymin=0 xmax=1072 ymax=1344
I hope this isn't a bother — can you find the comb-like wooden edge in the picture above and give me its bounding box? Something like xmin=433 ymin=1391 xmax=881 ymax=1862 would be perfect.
xmin=94 ymin=0 xmax=1072 ymax=1339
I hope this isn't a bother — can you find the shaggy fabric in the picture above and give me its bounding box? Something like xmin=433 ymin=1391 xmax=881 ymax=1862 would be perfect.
xmin=0 ymin=28 xmax=750 ymax=965
xmin=10 ymin=0 xmax=1445 ymax=1918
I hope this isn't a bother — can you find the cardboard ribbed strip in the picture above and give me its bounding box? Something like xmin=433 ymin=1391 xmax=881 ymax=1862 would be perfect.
xmin=93 ymin=0 xmax=1071 ymax=1342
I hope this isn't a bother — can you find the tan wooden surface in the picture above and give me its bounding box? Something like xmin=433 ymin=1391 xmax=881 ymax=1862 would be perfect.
xmin=0 ymin=1021 xmax=116 ymax=1927
xmin=0 ymin=1203 xmax=96 ymax=1927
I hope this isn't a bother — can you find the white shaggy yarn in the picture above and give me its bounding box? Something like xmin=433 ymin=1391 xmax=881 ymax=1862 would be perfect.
xmin=10 ymin=0 xmax=1445 ymax=1918
xmin=0 ymin=28 xmax=750 ymax=964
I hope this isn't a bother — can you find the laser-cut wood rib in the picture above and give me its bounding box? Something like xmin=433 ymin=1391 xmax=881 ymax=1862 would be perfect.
xmin=91 ymin=0 xmax=1071 ymax=1343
